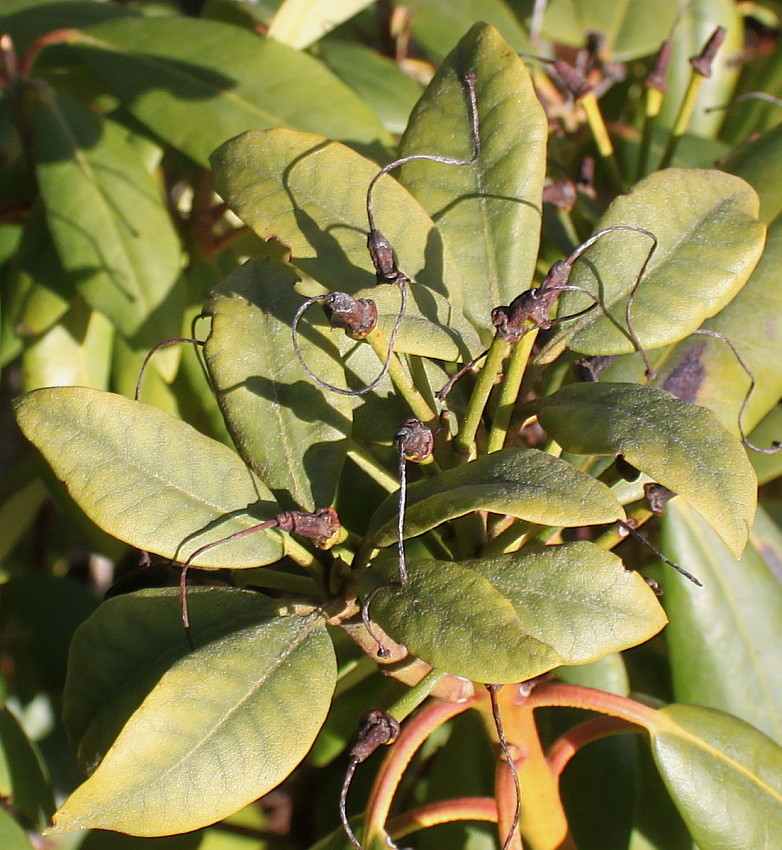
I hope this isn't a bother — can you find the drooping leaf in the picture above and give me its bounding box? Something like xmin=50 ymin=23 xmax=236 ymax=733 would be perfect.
xmin=210 ymin=128 xmax=467 ymax=303
xmin=53 ymin=588 xmax=336 ymax=836
xmin=358 ymin=543 xmax=665 ymax=683
xmin=535 ymin=382 xmax=757 ymax=557
xmin=649 ymin=705 xmax=782 ymax=848
xmin=31 ymin=90 xmax=183 ymax=357
xmin=363 ymin=447 xmax=624 ymax=551
xmin=539 ymin=0 xmax=681 ymax=61
xmin=66 ymin=17 xmax=390 ymax=166
xmin=205 ymin=258 xmax=352 ymax=511
xmin=541 ymin=169 xmax=765 ymax=361
xmin=14 ymin=387 xmax=285 ymax=568
xmin=661 ymin=500 xmax=782 ymax=744
xmin=398 ymin=23 xmax=547 ymax=331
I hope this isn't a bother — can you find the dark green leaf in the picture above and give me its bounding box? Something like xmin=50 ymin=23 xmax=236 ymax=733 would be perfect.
xmin=205 ymin=258 xmax=352 ymax=511
xmin=661 ymin=500 xmax=782 ymax=744
xmin=650 ymin=704 xmax=782 ymax=849
xmin=53 ymin=588 xmax=336 ymax=836
xmin=398 ymin=23 xmax=547 ymax=330
xmin=543 ymin=169 xmax=765 ymax=360
xmin=535 ymin=383 xmax=757 ymax=557
xmin=725 ymin=124 xmax=782 ymax=224
xmin=211 ymin=128 xmax=467 ymax=302
xmin=14 ymin=387 xmax=284 ymax=568
xmin=363 ymin=447 xmax=624 ymax=550
xmin=70 ymin=17 xmax=390 ymax=165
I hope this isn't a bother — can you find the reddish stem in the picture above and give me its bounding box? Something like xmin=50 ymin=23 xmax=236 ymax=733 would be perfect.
xmin=20 ymin=28 xmax=86 ymax=76
xmin=363 ymin=697 xmax=475 ymax=846
xmin=387 ymin=796 xmax=498 ymax=839
xmin=546 ymin=716 xmax=643 ymax=777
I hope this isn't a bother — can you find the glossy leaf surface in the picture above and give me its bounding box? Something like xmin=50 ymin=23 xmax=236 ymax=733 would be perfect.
xmin=205 ymin=258 xmax=351 ymax=511
xmin=364 ymin=448 xmax=624 ymax=550
xmin=32 ymin=91 xmax=182 ymax=350
xmin=536 ymin=382 xmax=757 ymax=557
xmin=546 ymin=169 xmax=765 ymax=359
xmin=661 ymin=500 xmax=782 ymax=744
xmin=14 ymin=387 xmax=284 ymax=567
xmin=650 ymin=705 xmax=782 ymax=849
xmin=211 ymin=128 xmax=466 ymax=302
xmin=398 ymin=24 xmax=547 ymax=330
xmin=54 ymin=588 xmax=335 ymax=835
xmin=70 ymin=17 xmax=390 ymax=166
xmin=358 ymin=543 xmax=665 ymax=683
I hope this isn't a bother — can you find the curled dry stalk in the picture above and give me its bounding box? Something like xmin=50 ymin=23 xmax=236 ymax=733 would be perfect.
xmin=291 ymin=72 xmax=480 ymax=398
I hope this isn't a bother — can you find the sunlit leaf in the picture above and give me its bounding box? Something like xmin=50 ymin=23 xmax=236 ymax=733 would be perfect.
xmin=363 ymin=447 xmax=624 ymax=550
xmin=14 ymin=387 xmax=284 ymax=568
xmin=398 ymin=23 xmax=547 ymax=330
xmin=205 ymin=258 xmax=352 ymax=511
xmin=535 ymin=382 xmax=757 ymax=557
xmin=53 ymin=588 xmax=335 ymax=836
xmin=67 ymin=16 xmax=390 ymax=165
xmin=542 ymin=169 xmax=765 ymax=360
xmin=211 ymin=128 xmax=467 ymax=304
xmin=267 ymin=0 xmax=373 ymax=49
xmin=661 ymin=500 xmax=782 ymax=744
xmin=650 ymin=705 xmax=782 ymax=848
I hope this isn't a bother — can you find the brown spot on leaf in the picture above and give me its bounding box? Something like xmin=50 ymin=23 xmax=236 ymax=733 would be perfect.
xmin=662 ymin=342 xmax=706 ymax=403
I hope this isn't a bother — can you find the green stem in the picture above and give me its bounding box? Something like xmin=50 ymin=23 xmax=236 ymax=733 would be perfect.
xmin=334 ymin=654 xmax=379 ymax=699
xmin=454 ymin=336 xmax=509 ymax=457
xmin=580 ymin=92 xmax=624 ymax=192
xmin=636 ymin=86 xmax=664 ymax=181
xmin=284 ymin=536 xmax=319 ymax=569
xmin=365 ymin=329 xmax=437 ymax=425
xmin=487 ymin=331 xmax=537 ymax=453
xmin=347 ymin=442 xmax=398 ymax=492
xmin=659 ymin=72 xmax=703 ymax=170
xmin=593 ymin=504 xmax=653 ymax=551
xmin=387 ymin=669 xmax=447 ymax=723
xmin=481 ymin=520 xmax=535 ymax=557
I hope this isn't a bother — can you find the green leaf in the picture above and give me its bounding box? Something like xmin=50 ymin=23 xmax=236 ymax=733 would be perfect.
xmin=358 ymin=558 xmax=561 ymax=683
xmin=540 ymin=0 xmax=682 ymax=61
xmin=649 ymin=704 xmax=782 ymax=849
xmin=319 ymin=39 xmax=422 ymax=135
xmin=267 ymin=0 xmax=373 ymax=49
xmin=54 ymin=588 xmax=336 ymax=836
xmin=14 ymin=387 xmax=285 ymax=568
xmin=398 ymin=23 xmax=547 ymax=331
xmin=358 ymin=543 xmax=665 ymax=682
xmin=543 ymin=169 xmax=765 ymax=359
xmin=661 ymin=500 xmax=782 ymax=744
xmin=205 ymin=258 xmax=351 ymax=511
xmin=725 ymin=124 xmax=782 ymax=224
xmin=69 ymin=17 xmax=390 ymax=166
xmin=22 ymin=300 xmax=113 ymax=391
xmin=0 ymin=809 xmax=34 ymax=850
xmin=32 ymin=91 xmax=183 ymax=353
xmin=467 ymin=542 xmax=667 ymax=666
xmin=363 ymin=447 xmax=624 ymax=550
xmin=404 ymin=0 xmax=529 ymax=60
xmin=750 ymin=407 xmax=782 ymax=485
xmin=210 ymin=128 xmax=467 ymax=303
xmin=350 ymin=279 xmax=483 ymax=362
xmin=535 ymin=382 xmax=757 ymax=557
